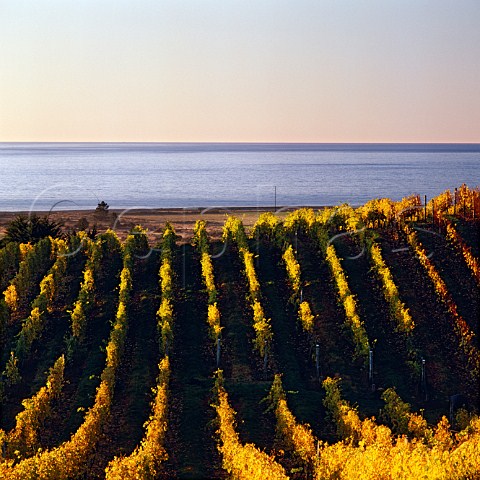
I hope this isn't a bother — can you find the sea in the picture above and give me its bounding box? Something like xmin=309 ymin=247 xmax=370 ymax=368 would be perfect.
xmin=0 ymin=143 xmax=478 ymax=212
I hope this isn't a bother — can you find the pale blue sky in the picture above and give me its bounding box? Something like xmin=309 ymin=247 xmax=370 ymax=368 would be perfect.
xmin=1 ymin=1 xmax=479 ymax=142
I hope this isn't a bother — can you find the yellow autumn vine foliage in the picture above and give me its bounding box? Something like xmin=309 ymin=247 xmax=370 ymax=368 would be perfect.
xmin=194 ymin=220 xmax=222 ymax=341
xmin=213 ymin=371 xmax=288 ymax=480
xmin=250 ymin=212 xmax=279 ymax=239
xmin=0 ymin=377 xmax=113 ymax=479
xmin=317 ymin=377 xmax=480 ymax=480
xmin=70 ymin=236 xmax=97 ymax=340
xmin=224 ymin=217 xmax=272 ymax=359
xmin=194 ymin=221 xmax=216 ymax=297
xmin=157 ymin=298 xmax=173 ymax=353
xmin=284 ymin=208 xmax=317 ymax=233
xmin=454 ymin=183 xmax=479 ymax=216
xmin=282 ymin=244 xmax=301 ymax=295
xmin=159 ymin=261 xmax=173 ymax=298
xmin=38 ymin=273 xmax=55 ymax=310
xmin=314 ymin=417 xmax=480 ymax=480
xmin=193 ymin=220 xmax=208 ymax=251
xmin=105 ymin=356 xmax=170 ymax=479
xmin=251 ymin=300 xmax=272 ymax=357
xmin=369 ymin=241 xmax=414 ymax=332
xmin=380 ymin=387 xmax=430 ymax=440
xmin=282 ymin=243 xmax=316 ymax=334
xmin=325 ymin=244 xmax=370 ymax=360
xmin=106 ymin=225 xmax=174 ymax=478
xmin=2 ymin=355 xmax=65 ymax=459
xmin=360 ymin=198 xmax=396 ymax=228
xmin=395 ymin=194 xmax=422 ymax=221
xmin=403 ymin=224 xmax=479 ymax=376
xmin=429 ymin=189 xmax=453 ymax=215
xmin=9 ymin=239 xmax=73 ymax=369
xmin=7 ymin=237 xmax=54 ymax=316
xmin=201 ymin=252 xmax=216 ymax=296
xmin=222 ymin=215 xmax=248 ymax=250
xmin=298 ymin=301 xmax=314 ymax=333
xmin=0 ymin=236 xmax=135 ymax=479
xmin=157 ymin=223 xmax=177 ymax=354
xmin=19 ymin=243 xmax=34 ymax=261
xmin=241 ymin=248 xmax=261 ymax=300
xmin=268 ymin=375 xmax=317 ymax=466
xmin=70 ymin=300 xmax=86 ymax=340
xmin=444 ymin=219 xmax=480 ymax=286
xmin=39 ymin=238 xmax=68 ymax=312
xmin=3 ymin=284 xmax=18 ymax=312
xmin=207 ymin=303 xmax=222 ymax=340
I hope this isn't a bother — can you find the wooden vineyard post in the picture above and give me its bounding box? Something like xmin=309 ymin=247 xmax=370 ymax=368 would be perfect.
xmin=263 ymin=340 xmax=268 ymax=375
xmin=315 ymin=343 xmax=320 ymax=380
xmin=449 ymin=394 xmax=467 ymax=424
xmin=449 ymin=395 xmax=454 ymax=424
xmin=421 ymin=357 xmax=428 ymax=402
xmin=369 ymin=349 xmax=374 ymax=391
xmin=216 ymin=337 xmax=221 ymax=368
xmin=454 ymin=187 xmax=457 ymax=215
xmin=424 ymin=195 xmax=427 ymax=222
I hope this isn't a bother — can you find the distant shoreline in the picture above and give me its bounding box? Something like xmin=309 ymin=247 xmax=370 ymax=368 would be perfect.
xmin=0 ymin=205 xmax=328 ymax=215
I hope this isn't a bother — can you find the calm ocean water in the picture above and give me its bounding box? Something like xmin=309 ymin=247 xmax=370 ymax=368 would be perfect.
xmin=0 ymin=143 xmax=478 ymax=212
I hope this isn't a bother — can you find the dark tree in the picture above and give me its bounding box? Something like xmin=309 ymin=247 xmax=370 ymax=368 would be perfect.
xmin=96 ymin=201 xmax=109 ymax=213
xmin=3 ymin=215 xmax=63 ymax=244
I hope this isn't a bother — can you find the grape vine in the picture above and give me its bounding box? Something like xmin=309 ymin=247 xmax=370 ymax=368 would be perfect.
xmin=212 ymin=370 xmax=288 ymax=480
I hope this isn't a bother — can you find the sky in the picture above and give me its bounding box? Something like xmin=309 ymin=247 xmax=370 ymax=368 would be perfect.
xmin=1 ymin=1 xmax=479 ymax=143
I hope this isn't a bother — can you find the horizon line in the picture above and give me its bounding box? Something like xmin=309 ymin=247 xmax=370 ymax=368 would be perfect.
xmin=1 ymin=141 xmax=480 ymax=145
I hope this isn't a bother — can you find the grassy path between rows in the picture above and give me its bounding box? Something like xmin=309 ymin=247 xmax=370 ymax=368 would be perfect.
xmin=416 ymin=226 xmax=479 ymax=339
xmin=293 ymin=234 xmax=371 ymax=417
xmin=379 ymin=229 xmax=474 ymax=417
xmin=163 ymin=245 xmax=222 ymax=479
xmin=214 ymin=243 xmax=275 ymax=454
xmin=87 ymin=253 xmax=160 ymax=478
xmin=254 ymin=241 xmax=324 ymax=435
xmin=333 ymin=235 xmax=415 ymax=414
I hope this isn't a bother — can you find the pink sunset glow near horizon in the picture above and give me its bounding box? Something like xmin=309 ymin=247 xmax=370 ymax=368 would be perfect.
xmin=1 ymin=1 xmax=479 ymax=143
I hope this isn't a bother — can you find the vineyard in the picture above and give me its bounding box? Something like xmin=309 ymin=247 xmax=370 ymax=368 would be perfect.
xmin=0 ymin=185 xmax=479 ymax=479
